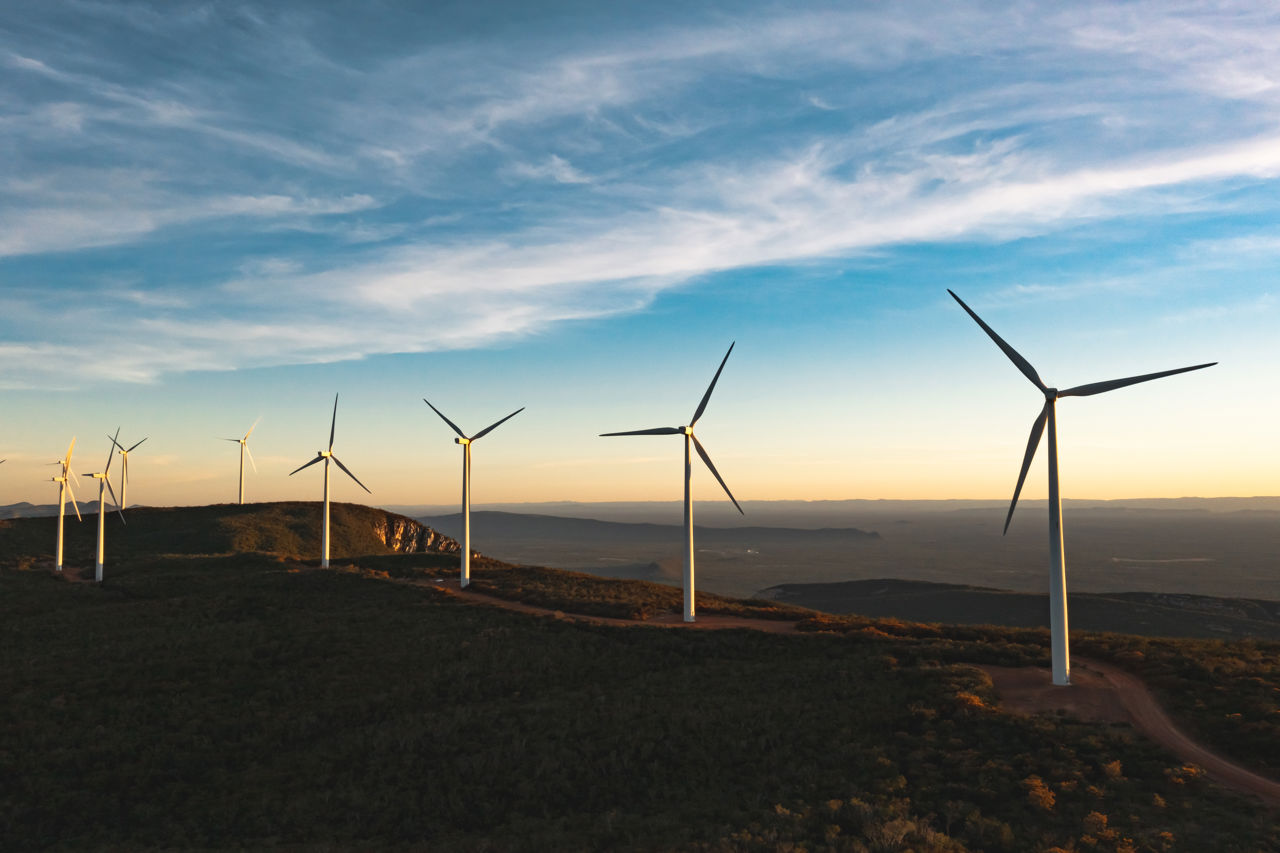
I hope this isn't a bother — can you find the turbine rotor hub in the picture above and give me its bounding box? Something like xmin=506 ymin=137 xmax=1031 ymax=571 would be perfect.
xmin=1044 ymin=387 xmax=1059 ymax=400
xmin=681 ymin=426 xmax=693 ymax=435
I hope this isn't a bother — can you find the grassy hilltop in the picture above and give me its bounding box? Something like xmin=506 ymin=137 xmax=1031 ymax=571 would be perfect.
xmin=1 ymin=503 xmax=1279 ymax=851
xmin=0 ymin=501 xmax=459 ymax=569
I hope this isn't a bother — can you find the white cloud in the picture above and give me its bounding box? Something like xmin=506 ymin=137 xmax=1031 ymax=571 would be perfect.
xmin=5 ymin=1 xmax=1280 ymax=388
xmin=510 ymin=155 xmax=592 ymax=184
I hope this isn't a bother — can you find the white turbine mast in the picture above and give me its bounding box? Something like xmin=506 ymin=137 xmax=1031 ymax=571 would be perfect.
xmin=423 ymin=399 xmax=524 ymax=588
xmin=111 ymin=434 xmax=148 ymax=510
xmin=86 ymin=428 xmax=127 ymax=582
xmin=50 ymin=437 xmax=82 ymax=572
xmin=222 ymin=417 xmax=260 ymax=505
xmin=600 ymin=342 xmax=743 ymax=622
xmin=949 ymin=290 xmax=1215 ymax=686
xmin=289 ymin=395 xmax=369 ymax=568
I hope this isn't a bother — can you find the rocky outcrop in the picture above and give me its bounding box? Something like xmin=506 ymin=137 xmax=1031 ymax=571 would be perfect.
xmin=373 ymin=513 xmax=462 ymax=554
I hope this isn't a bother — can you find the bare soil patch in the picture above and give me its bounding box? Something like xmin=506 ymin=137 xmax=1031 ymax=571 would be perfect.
xmin=980 ymin=659 xmax=1280 ymax=808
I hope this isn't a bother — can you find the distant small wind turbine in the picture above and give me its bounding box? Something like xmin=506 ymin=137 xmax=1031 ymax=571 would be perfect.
xmin=50 ymin=438 xmax=82 ymax=572
xmin=289 ymin=395 xmax=369 ymax=568
xmin=111 ymin=434 xmax=147 ymax=509
xmin=423 ymin=399 xmax=524 ymax=588
xmin=949 ymin=290 xmax=1215 ymax=685
xmin=600 ymin=342 xmax=743 ymax=622
xmin=85 ymin=429 xmax=127 ymax=582
xmin=222 ymin=417 xmax=260 ymax=504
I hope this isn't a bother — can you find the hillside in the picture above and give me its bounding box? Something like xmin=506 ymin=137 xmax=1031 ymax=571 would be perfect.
xmin=2 ymin=503 xmax=1280 ymax=850
xmin=760 ymin=578 xmax=1280 ymax=641
xmin=0 ymin=502 xmax=460 ymax=570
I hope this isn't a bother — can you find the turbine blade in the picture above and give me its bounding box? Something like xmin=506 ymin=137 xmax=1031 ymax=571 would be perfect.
xmin=65 ymin=437 xmax=76 ymax=465
xmin=331 ymin=455 xmax=371 ymax=494
xmin=289 ymin=455 xmax=324 ymax=476
xmin=104 ymin=429 xmax=120 ymax=474
xmin=690 ymin=342 xmax=735 ymax=427
xmin=1057 ymin=362 xmax=1217 ymax=398
xmin=244 ymin=444 xmax=258 ymax=473
xmin=599 ymin=427 xmax=683 ymax=436
xmin=104 ymin=477 xmax=122 ymax=512
xmin=471 ymin=407 xmax=525 ymax=441
xmin=67 ymin=481 xmax=82 ymax=522
xmin=127 ymin=437 xmax=148 ymax=452
xmin=423 ymin=398 xmax=467 ymax=439
xmin=948 ymin=290 xmax=1047 ymax=392
xmin=221 ymin=437 xmax=241 ymax=442
xmin=691 ymin=434 xmax=744 ymax=515
xmin=1004 ymin=402 xmax=1049 ymax=535
xmin=329 ymin=394 xmax=338 ymax=451
xmin=245 ymin=416 xmax=261 ymax=439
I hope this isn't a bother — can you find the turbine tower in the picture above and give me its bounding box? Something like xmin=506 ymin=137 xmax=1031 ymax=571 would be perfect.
xmin=222 ymin=418 xmax=260 ymax=504
xmin=289 ymin=395 xmax=369 ymax=568
xmin=50 ymin=438 xmax=81 ymax=572
xmin=600 ymin=342 xmax=743 ymax=622
xmin=423 ymin=399 xmax=524 ymax=588
xmin=949 ymin=290 xmax=1215 ymax=685
xmin=112 ymin=434 xmax=147 ymax=509
xmin=85 ymin=429 xmax=127 ymax=582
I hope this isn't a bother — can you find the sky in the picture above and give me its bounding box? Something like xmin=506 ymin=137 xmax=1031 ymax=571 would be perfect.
xmin=1 ymin=0 xmax=1277 ymax=509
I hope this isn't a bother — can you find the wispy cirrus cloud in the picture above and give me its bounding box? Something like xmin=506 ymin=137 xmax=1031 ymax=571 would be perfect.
xmin=3 ymin=0 xmax=1280 ymax=388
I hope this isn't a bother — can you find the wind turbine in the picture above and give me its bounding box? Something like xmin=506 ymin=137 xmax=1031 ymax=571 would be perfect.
xmin=85 ymin=429 xmax=127 ymax=583
xmin=222 ymin=417 xmax=260 ymax=504
xmin=50 ymin=438 xmax=81 ymax=572
xmin=289 ymin=395 xmax=369 ymax=568
xmin=423 ymin=399 xmax=524 ymax=588
xmin=600 ymin=342 xmax=743 ymax=622
xmin=949 ymin=290 xmax=1215 ymax=685
xmin=111 ymin=434 xmax=147 ymax=509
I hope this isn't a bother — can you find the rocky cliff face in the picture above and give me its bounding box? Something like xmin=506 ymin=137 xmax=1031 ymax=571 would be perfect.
xmin=373 ymin=513 xmax=462 ymax=555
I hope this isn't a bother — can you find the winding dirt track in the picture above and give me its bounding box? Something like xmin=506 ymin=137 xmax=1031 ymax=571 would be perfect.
xmin=424 ymin=578 xmax=1280 ymax=808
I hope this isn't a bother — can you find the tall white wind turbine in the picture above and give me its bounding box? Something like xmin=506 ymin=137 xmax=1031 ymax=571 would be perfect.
xmin=289 ymin=395 xmax=369 ymax=568
xmin=600 ymin=342 xmax=743 ymax=622
xmin=50 ymin=438 xmax=82 ymax=572
xmin=949 ymin=290 xmax=1215 ymax=685
xmin=222 ymin=417 xmax=260 ymax=504
xmin=86 ymin=429 xmax=127 ymax=583
xmin=423 ymin=399 xmax=524 ymax=588
xmin=112 ymin=434 xmax=147 ymax=509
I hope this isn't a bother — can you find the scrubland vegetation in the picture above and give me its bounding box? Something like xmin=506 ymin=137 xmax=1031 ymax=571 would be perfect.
xmin=2 ymin=505 xmax=1278 ymax=850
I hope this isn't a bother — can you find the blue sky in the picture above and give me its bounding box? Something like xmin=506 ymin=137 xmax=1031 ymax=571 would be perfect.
xmin=1 ymin=0 xmax=1276 ymax=507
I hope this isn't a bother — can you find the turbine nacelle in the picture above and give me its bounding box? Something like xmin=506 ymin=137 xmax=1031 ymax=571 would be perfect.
xmin=288 ymin=395 xmax=371 ymax=495
xmin=1044 ymin=387 xmax=1059 ymax=400
xmin=455 ymin=437 xmax=471 ymax=446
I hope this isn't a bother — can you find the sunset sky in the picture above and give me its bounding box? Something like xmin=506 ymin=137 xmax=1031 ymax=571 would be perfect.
xmin=1 ymin=1 xmax=1276 ymax=508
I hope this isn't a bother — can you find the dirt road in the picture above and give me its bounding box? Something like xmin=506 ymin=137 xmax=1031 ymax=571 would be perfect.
xmin=426 ymin=578 xmax=1280 ymax=808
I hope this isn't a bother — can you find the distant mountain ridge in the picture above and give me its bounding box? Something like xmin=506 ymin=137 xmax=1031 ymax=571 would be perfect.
xmin=0 ymin=501 xmax=98 ymax=520
xmin=417 ymin=510 xmax=880 ymax=544
xmin=387 ymin=496 xmax=1280 ymax=527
